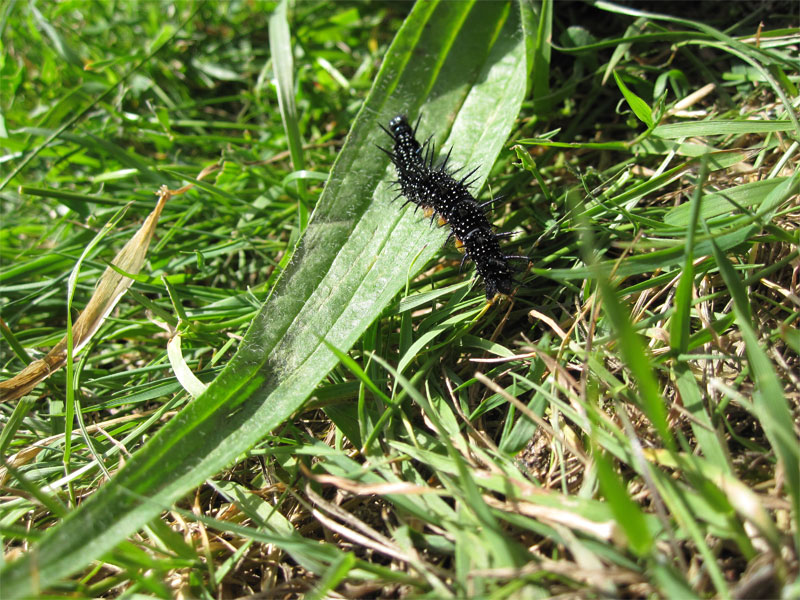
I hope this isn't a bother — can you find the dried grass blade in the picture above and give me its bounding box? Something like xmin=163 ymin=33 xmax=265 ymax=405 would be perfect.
xmin=0 ymin=188 xmax=170 ymax=402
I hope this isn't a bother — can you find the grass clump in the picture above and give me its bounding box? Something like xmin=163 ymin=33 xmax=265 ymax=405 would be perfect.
xmin=1 ymin=1 xmax=799 ymax=598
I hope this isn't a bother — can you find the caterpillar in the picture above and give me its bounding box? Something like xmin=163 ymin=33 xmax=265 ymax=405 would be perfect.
xmin=380 ymin=115 xmax=526 ymax=300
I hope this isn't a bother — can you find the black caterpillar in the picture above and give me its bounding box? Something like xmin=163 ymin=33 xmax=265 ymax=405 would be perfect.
xmin=380 ymin=115 xmax=526 ymax=299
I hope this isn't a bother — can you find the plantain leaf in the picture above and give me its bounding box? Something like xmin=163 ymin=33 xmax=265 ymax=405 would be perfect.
xmin=0 ymin=1 xmax=528 ymax=596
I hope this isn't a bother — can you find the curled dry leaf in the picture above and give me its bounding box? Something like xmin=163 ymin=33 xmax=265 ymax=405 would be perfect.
xmin=1 ymin=162 xmax=221 ymax=404
xmin=0 ymin=187 xmax=172 ymax=403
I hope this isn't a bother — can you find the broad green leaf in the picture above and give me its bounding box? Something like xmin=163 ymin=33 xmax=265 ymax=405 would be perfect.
xmin=0 ymin=2 xmax=528 ymax=596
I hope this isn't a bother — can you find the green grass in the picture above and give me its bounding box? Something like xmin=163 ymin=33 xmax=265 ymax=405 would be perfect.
xmin=1 ymin=1 xmax=799 ymax=598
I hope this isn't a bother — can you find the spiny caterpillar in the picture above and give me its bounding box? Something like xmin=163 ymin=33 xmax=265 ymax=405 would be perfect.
xmin=379 ymin=115 xmax=527 ymax=299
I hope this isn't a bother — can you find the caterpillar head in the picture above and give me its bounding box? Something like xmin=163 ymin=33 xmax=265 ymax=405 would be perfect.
xmin=389 ymin=115 xmax=412 ymax=138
